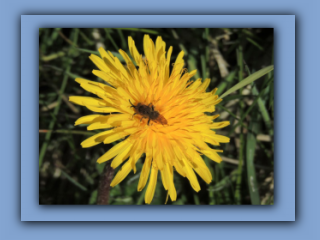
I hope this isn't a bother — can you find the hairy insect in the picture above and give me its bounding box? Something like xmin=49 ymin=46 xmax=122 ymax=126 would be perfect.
xmin=129 ymin=99 xmax=167 ymax=125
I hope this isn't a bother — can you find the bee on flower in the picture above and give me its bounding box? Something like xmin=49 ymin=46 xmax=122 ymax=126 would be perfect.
xmin=69 ymin=34 xmax=230 ymax=204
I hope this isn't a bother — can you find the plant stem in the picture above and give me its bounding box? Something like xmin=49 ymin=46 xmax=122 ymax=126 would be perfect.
xmin=97 ymin=162 xmax=115 ymax=205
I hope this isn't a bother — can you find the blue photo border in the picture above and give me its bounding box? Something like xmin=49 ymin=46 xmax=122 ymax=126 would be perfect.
xmin=22 ymin=15 xmax=294 ymax=221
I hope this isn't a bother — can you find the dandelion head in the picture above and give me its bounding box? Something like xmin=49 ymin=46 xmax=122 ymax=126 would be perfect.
xmin=69 ymin=34 xmax=230 ymax=204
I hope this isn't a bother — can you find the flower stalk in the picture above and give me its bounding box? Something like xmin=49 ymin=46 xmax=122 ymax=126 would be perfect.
xmin=97 ymin=162 xmax=115 ymax=205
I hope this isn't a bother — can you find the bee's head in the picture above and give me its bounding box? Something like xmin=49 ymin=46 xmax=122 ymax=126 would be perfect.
xmin=137 ymin=104 xmax=151 ymax=115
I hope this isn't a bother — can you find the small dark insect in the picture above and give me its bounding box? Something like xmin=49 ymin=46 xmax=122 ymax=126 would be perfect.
xmin=129 ymin=99 xmax=168 ymax=125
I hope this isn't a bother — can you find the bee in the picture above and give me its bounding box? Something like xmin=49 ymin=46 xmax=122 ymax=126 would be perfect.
xmin=129 ymin=99 xmax=167 ymax=125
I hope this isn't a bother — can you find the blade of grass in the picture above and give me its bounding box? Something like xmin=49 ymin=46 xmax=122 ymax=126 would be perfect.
xmin=246 ymin=37 xmax=264 ymax=51
xmin=214 ymin=164 xmax=223 ymax=204
xmin=41 ymin=51 xmax=65 ymax=62
xmin=219 ymin=65 xmax=274 ymax=99
xmin=215 ymin=70 xmax=236 ymax=96
xmin=252 ymin=86 xmax=273 ymax=136
xmin=188 ymin=54 xmax=200 ymax=80
xmin=137 ymin=187 xmax=147 ymax=205
xmin=89 ymin=190 xmax=98 ymax=204
xmin=116 ymin=29 xmax=127 ymax=49
xmin=60 ymin=169 xmax=87 ymax=191
xmin=193 ymin=193 xmax=200 ymax=205
xmin=171 ymin=29 xmax=188 ymax=56
xmin=42 ymin=64 xmax=83 ymax=79
xmin=40 ymin=28 xmax=49 ymax=54
xmin=104 ymin=28 xmax=119 ymax=50
xmin=218 ymin=163 xmax=231 ymax=204
xmin=269 ymin=44 xmax=274 ymax=116
xmin=79 ymin=30 xmax=94 ymax=46
xmin=200 ymin=54 xmax=207 ymax=79
xmin=204 ymin=28 xmax=210 ymax=78
xmin=203 ymin=156 xmax=215 ymax=204
xmin=47 ymin=28 xmax=61 ymax=46
xmin=58 ymin=30 xmax=78 ymax=47
xmin=208 ymin=170 xmax=237 ymax=192
xmin=246 ymin=119 xmax=261 ymax=205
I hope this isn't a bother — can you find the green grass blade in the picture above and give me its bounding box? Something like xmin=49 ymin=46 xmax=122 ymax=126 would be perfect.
xmin=246 ymin=37 xmax=264 ymax=51
xmin=60 ymin=170 xmax=87 ymax=191
xmin=171 ymin=29 xmax=188 ymax=55
xmin=219 ymin=65 xmax=274 ymax=99
xmin=76 ymin=48 xmax=99 ymax=55
xmin=252 ymin=85 xmax=273 ymax=136
xmin=200 ymin=54 xmax=207 ymax=79
xmin=188 ymin=54 xmax=200 ymax=80
xmin=215 ymin=70 xmax=236 ymax=96
xmin=89 ymin=190 xmax=98 ymax=204
xmin=137 ymin=187 xmax=147 ymax=205
xmin=104 ymin=28 xmax=119 ymax=50
xmin=79 ymin=30 xmax=94 ymax=46
xmin=246 ymin=120 xmax=261 ymax=205
xmin=116 ymin=29 xmax=127 ymax=49
xmin=203 ymin=156 xmax=215 ymax=205
xmin=193 ymin=193 xmax=200 ymax=205
xmin=208 ymin=170 xmax=237 ymax=192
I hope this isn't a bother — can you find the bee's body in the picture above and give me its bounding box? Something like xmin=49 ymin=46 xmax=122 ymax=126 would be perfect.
xmin=129 ymin=100 xmax=167 ymax=125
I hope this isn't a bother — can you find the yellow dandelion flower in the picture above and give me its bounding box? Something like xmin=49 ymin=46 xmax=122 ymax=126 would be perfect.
xmin=69 ymin=34 xmax=230 ymax=204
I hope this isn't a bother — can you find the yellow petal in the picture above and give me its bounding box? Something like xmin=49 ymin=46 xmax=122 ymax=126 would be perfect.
xmin=111 ymin=142 xmax=133 ymax=168
xmin=92 ymin=70 xmax=118 ymax=87
xmin=192 ymin=154 xmax=212 ymax=184
xmin=74 ymin=114 xmax=105 ymax=126
xmin=212 ymin=134 xmax=230 ymax=143
xmin=79 ymin=82 xmax=106 ymax=97
xmin=128 ymin=36 xmax=141 ymax=64
xmin=110 ymin=160 xmax=132 ymax=187
xmin=103 ymin=126 xmax=138 ymax=144
xmin=166 ymin=164 xmax=177 ymax=201
xmin=210 ymin=121 xmax=230 ymax=129
xmin=85 ymin=105 xmax=121 ymax=113
xmin=87 ymin=122 xmax=112 ymax=130
xmin=80 ymin=130 xmax=112 ymax=148
xmin=137 ymin=152 xmax=152 ymax=191
xmin=69 ymin=96 xmax=107 ymax=107
xmin=102 ymin=56 xmax=121 ymax=79
xmin=182 ymin=158 xmax=201 ymax=192
xmin=97 ymin=140 xmax=129 ymax=163
xmin=145 ymin=167 xmax=158 ymax=204
xmin=89 ymin=54 xmax=109 ymax=72
xmin=200 ymin=149 xmax=223 ymax=163
xmin=160 ymin=169 xmax=168 ymax=190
